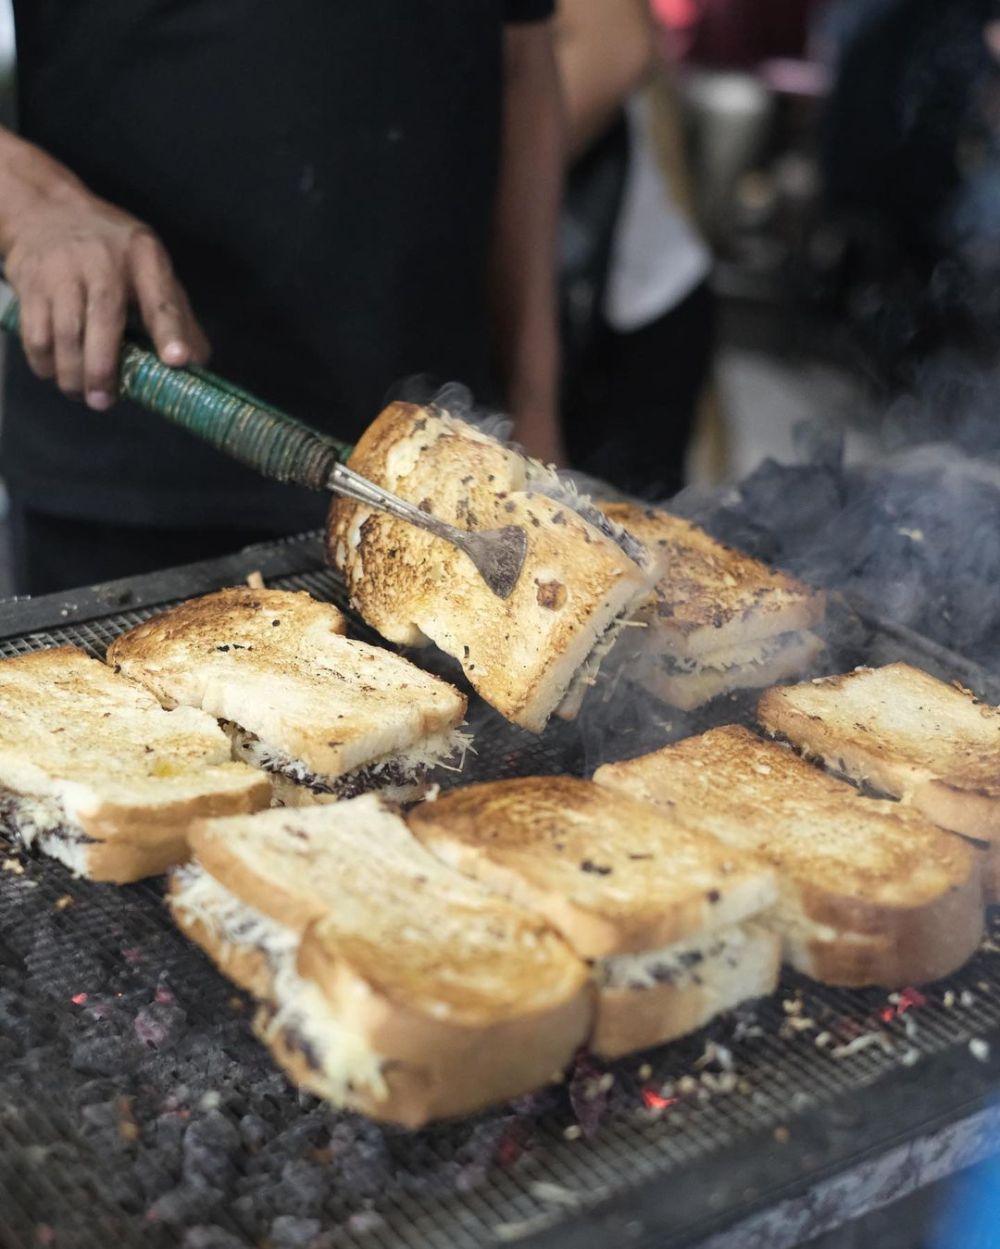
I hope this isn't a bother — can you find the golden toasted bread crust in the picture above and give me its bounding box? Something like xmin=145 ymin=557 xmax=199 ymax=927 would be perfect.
xmin=759 ymin=663 xmax=1000 ymax=843
xmin=594 ymin=725 xmax=982 ymax=986
xmin=109 ymin=587 xmax=467 ymax=778
xmin=407 ymin=776 xmax=776 ymax=956
xmin=291 ymin=923 xmax=592 ymax=1128
xmin=0 ymin=645 xmax=270 ymax=881
xmin=188 ymin=799 xmax=591 ymax=1025
xmin=74 ymin=779 xmax=271 ymax=882
xmin=327 ymin=404 xmax=653 ymax=732
xmin=600 ymin=502 xmax=825 ymax=657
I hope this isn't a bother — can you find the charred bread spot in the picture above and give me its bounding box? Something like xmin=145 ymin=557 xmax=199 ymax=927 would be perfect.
xmin=418 ymin=499 xmax=433 ymax=514
xmin=535 ymin=579 xmax=567 ymax=611
xmin=580 ymin=859 xmax=613 ymax=876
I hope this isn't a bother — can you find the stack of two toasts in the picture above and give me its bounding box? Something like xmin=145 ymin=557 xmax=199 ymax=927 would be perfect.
xmin=0 ymin=587 xmax=470 ymax=882
xmin=599 ymin=503 xmax=826 ymax=711
xmin=172 ymin=777 xmax=782 ymax=1128
xmin=595 ymin=721 xmax=983 ymax=989
xmin=758 ymin=661 xmax=1000 ymax=907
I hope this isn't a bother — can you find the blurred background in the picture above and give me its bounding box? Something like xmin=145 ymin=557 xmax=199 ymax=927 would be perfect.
xmin=556 ymin=0 xmax=1000 ymax=505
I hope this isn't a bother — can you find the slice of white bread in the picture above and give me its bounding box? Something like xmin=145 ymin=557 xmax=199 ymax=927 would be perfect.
xmin=642 ymin=630 xmax=826 ymax=712
xmin=407 ymin=776 xmax=779 ymax=1057
xmin=599 ymin=502 xmax=826 ymax=659
xmin=0 ymin=646 xmax=270 ymax=882
xmin=594 ymin=726 xmax=982 ymax=987
xmin=108 ymin=587 xmax=468 ymax=800
xmin=327 ymin=403 xmax=655 ymax=733
xmin=758 ymin=663 xmax=1000 ymax=844
xmin=170 ymin=797 xmax=592 ymax=1127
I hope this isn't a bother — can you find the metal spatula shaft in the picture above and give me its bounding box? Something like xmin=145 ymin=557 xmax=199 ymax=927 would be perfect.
xmin=0 ymin=296 xmax=528 ymax=598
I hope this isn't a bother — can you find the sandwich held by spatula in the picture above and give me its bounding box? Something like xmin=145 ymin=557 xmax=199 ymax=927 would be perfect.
xmin=169 ymin=795 xmax=592 ymax=1128
xmin=328 ymin=403 xmax=656 ymax=732
xmin=108 ymin=587 xmax=469 ymax=805
xmin=0 ymin=646 xmax=269 ymax=881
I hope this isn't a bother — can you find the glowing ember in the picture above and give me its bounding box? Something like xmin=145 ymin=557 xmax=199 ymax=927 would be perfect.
xmin=882 ymin=986 xmax=928 ymax=1022
xmin=70 ymin=992 xmax=87 ymax=1006
xmin=641 ymin=1088 xmax=677 ymax=1111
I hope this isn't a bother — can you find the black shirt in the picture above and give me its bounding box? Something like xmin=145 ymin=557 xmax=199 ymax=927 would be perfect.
xmin=3 ymin=0 xmax=553 ymax=530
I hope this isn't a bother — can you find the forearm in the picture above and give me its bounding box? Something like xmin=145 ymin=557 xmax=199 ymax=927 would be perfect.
xmin=489 ymin=21 xmax=564 ymax=463
xmin=556 ymin=0 xmax=655 ymax=163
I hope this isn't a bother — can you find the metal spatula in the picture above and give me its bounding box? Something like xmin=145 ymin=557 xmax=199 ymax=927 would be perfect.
xmin=0 ymin=298 xmax=528 ymax=599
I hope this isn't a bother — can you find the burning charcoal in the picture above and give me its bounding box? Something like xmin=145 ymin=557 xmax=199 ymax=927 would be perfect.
xmin=228 ymin=1194 xmax=262 ymax=1239
xmin=24 ymin=922 xmax=106 ymax=1002
xmin=147 ymin=1181 xmax=224 ymax=1225
xmin=239 ymin=1112 xmax=272 ymax=1152
xmin=325 ymin=1118 xmax=392 ymax=1198
xmin=568 ymin=1056 xmax=610 ymax=1139
xmin=70 ymin=1031 xmax=135 ymax=1077
xmin=271 ymin=1159 xmax=326 ymax=1218
xmin=269 ymin=1215 xmax=322 ymax=1248
xmin=134 ymin=999 xmax=188 ymax=1051
xmin=181 ymin=1110 xmax=242 ymax=1188
xmin=182 ymin=1227 xmax=247 ymax=1249
xmin=133 ymin=1150 xmax=180 ymax=1204
xmin=80 ymin=1099 xmax=134 ymax=1153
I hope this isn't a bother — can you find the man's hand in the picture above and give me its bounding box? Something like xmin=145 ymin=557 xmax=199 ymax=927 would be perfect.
xmin=0 ymin=128 xmax=209 ymax=410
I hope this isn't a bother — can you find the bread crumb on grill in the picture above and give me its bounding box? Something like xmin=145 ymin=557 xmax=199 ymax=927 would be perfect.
xmin=245 ymin=570 xmax=265 ymax=589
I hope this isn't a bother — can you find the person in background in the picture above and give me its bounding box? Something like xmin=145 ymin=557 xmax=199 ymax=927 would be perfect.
xmin=0 ymin=2 xmax=563 ymax=596
xmin=556 ymin=0 xmax=714 ymax=500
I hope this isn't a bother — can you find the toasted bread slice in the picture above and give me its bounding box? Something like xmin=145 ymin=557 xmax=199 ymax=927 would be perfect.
xmin=0 ymin=646 xmax=269 ymax=882
xmin=407 ymin=776 xmax=777 ymax=956
xmin=109 ymin=588 xmax=468 ymax=800
xmin=171 ymin=797 xmax=592 ymax=1127
xmin=758 ymin=663 xmax=1000 ymax=844
xmin=642 ymin=630 xmax=825 ymax=712
xmin=407 ymin=776 xmax=780 ymax=1057
xmin=327 ymin=404 xmax=655 ymax=733
xmin=594 ymin=726 xmax=981 ymax=986
xmin=600 ymin=502 xmax=825 ymax=659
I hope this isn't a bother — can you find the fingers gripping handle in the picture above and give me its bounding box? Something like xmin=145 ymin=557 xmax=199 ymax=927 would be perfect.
xmin=0 ymin=296 xmax=351 ymax=491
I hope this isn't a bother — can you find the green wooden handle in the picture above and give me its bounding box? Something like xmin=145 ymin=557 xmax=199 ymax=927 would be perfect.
xmin=0 ymin=299 xmax=353 ymax=490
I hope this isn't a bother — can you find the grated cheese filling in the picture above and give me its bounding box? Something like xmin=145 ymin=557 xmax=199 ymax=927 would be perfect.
xmin=221 ymin=722 xmax=471 ymax=798
xmin=658 ymin=631 xmax=807 ymax=678
xmin=171 ymin=864 xmax=387 ymax=1101
xmin=0 ymin=787 xmax=98 ymax=875
xmin=597 ymin=923 xmax=752 ymax=991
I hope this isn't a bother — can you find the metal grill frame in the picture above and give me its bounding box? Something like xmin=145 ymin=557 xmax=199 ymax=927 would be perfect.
xmin=0 ymin=530 xmax=998 ymax=1249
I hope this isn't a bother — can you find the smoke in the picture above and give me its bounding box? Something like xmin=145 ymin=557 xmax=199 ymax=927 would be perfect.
xmin=387 ymin=375 xmax=514 ymax=444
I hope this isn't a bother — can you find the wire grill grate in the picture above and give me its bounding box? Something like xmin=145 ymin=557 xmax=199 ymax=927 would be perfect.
xmin=0 ymin=548 xmax=998 ymax=1249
